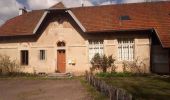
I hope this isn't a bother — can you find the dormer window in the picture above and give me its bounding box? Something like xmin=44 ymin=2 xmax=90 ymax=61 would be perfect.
xmin=119 ymin=15 xmax=131 ymax=20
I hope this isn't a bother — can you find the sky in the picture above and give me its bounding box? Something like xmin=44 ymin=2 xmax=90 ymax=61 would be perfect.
xmin=0 ymin=0 xmax=169 ymax=26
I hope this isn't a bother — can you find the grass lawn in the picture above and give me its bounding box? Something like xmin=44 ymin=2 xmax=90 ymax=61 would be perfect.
xmin=97 ymin=74 xmax=170 ymax=100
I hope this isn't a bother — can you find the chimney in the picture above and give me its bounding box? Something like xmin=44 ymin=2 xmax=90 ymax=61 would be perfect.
xmin=81 ymin=0 xmax=84 ymax=7
xmin=19 ymin=7 xmax=27 ymax=15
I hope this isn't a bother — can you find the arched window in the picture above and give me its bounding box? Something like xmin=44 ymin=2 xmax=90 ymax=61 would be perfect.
xmin=57 ymin=41 xmax=65 ymax=47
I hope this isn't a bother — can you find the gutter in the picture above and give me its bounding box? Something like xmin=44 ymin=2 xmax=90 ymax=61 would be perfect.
xmin=33 ymin=11 xmax=49 ymax=34
xmin=67 ymin=10 xmax=86 ymax=32
xmin=85 ymin=28 xmax=153 ymax=33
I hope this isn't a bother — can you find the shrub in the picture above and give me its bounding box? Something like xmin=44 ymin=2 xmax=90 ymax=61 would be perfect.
xmin=0 ymin=54 xmax=20 ymax=75
xmin=90 ymin=53 xmax=116 ymax=73
xmin=122 ymin=58 xmax=147 ymax=73
xmin=96 ymin=72 xmax=133 ymax=78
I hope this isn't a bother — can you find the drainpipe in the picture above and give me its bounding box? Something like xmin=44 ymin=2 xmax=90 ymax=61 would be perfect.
xmin=149 ymin=29 xmax=153 ymax=73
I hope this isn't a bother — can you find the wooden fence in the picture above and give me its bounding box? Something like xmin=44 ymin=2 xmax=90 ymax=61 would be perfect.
xmin=85 ymin=72 xmax=132 ymax=100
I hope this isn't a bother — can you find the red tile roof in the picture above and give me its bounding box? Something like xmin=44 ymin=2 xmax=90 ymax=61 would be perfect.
xmin=71 ymin=1 xmax=170 ymax=48
xmin=0 ymin=10 xmax=44 ymax=36
xmin=0 ymin=1 xmax=170 ymax=48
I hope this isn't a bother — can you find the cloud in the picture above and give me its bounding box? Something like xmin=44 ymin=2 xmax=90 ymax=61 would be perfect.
xmin=120 ymin=0 xmax=169 ymax=3
xmin=0 ymin=0 xmax=22 ymax=26
xmin=120 ymin=0 xmax=146 ymax=3
xmin=26 ymin=0 xmax=93 ymax=10
xmin=100 ymin=0 xmax=116 ymax=5
xmin=26 ymin=0 xmax=58 ymax=9
xmin=92 ymin=0 xmax=169 ymax=5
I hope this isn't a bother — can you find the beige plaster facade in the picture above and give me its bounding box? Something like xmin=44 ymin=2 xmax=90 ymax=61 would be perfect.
xmin=0 ymin=15 xmax=152 ymax=75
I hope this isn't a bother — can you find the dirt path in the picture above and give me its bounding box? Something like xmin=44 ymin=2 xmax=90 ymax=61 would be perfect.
xmin=0 ymin=78 xmax=91 ymax=100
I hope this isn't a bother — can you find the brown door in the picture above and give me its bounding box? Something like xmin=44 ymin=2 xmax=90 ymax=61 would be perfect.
xmin=57 ymin=50 xmax=66 ymax=73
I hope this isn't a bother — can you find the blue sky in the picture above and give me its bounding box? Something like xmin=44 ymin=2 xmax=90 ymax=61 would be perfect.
xmin=0 ymin=0 xmax=168 ymax=26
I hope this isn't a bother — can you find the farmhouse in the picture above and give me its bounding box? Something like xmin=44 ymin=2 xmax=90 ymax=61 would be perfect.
xmin=0 ymin=1 xmax=169 ymax=75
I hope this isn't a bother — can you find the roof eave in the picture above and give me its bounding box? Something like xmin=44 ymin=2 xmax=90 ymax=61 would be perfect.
xmin=33 ymin=11 xmax=49 ymax=34
xmin=153 ymin=29 xmax=167 ymax=48
xmin=85 ymin=28 xmax=153 ymax=33
xmin=67 ymin=10 xmax=86 ymax=32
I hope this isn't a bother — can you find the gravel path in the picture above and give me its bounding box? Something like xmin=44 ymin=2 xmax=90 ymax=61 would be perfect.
xmin=0 ymin=78 xmax=91 ymax=100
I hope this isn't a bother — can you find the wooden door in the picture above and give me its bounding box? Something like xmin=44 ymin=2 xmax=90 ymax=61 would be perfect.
xmin=57 ymin=50 xmax=66 ymax=73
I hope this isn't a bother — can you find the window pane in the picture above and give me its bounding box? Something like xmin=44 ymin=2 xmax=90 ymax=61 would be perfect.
xmin=40 ymin=50 xmax=45 ymax=60
xmin=118 ymin=39 xmax=134 ymax=61
xmin=21 ymin=50 xmax=29 ymax=65
xmin=88 ymin=40 xmax=104 ymax=61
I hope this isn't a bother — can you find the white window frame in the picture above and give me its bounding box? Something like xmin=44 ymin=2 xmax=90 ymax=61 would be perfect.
xmin=88 ymin=40 xmax=104 ymax=61
xmin=39 ymin=50 xmax=46 ymax=60
xmin=118 ymin=38 xmax=134 ymax=61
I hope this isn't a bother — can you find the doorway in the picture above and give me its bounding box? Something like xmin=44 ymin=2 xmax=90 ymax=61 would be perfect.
xmin=57 ymin=50 xmax=66 ymax=73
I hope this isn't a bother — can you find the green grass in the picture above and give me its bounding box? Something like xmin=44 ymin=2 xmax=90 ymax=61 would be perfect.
xmin=97 ymin=73 xmax=170 ymax=100
xmin=79 ymin=77 xmax=109 ymax=100
xmin=0 ymin=73 xmax=73 ymax=80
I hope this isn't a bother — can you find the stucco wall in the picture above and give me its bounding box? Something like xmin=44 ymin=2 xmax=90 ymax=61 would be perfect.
xmin=0 ymin=13 xmax=151 ymax=75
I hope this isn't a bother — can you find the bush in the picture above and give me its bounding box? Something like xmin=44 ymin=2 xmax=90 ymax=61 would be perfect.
xmin=90 ymin=53 xmax=116 ymax=73
xmin=96 ymin=72 xmax=133 ymax=78
xmin=8 ymin=72 xmax=37 ymax=77
xmin=0 ymin=54 xmax=20 ymax=75
xmin=122 ymin=58 xmax=147 ymax=73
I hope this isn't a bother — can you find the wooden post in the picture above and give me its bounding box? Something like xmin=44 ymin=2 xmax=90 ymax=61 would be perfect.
xmin=169 ymin=49 xmax=170 ymax=74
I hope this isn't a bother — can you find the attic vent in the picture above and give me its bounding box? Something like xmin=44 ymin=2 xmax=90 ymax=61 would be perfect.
xmin=119 ymin=15 xmax=131 ymax=20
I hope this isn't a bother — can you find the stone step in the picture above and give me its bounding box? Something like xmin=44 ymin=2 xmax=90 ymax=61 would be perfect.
xmin=47 ymin=72 xmax=73 ymax=78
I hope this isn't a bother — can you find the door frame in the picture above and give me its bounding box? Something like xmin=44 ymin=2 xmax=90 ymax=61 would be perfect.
xmin=56 ymin=49 xmax=66 ymax=73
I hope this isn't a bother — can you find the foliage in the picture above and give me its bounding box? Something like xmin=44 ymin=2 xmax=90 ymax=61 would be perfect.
xmin=90 ymin=53 xmax=116 ymax=73
xmin=122 ymin=58 xmax=147 ymax=73
xmin=8 ymin=72 xmax=37 ymax=77
xmin=96 ymin=72 xmax=133 ymax=78
xmin=0 ymin=54 xmax=20 ymax=75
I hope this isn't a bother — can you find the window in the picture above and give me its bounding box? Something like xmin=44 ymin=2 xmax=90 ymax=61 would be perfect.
xmin=21 ymin=50 xmax=29 ymax=65
xmin=118 ymin=39 xmax=134 ymax=61
xmin=40 ymin=50 xmax=46 ymax=60
xmin=57 ymin=41 xmax=65 ymax=47
xmin=89 ymin=40 xmax=104 ymax=61
xmin=119 ymin=15 xmax=131 ymax=20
